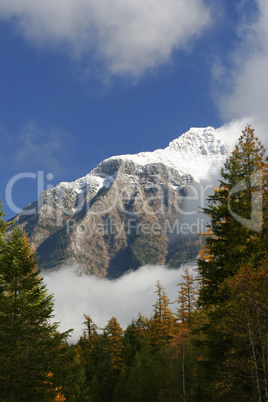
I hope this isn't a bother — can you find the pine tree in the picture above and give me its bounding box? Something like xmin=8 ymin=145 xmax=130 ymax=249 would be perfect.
xmin=0 ymin=227 xmax=72 ymax=401
xmin=176 ymin=267 xmax=197 ymax=325
xmin=104 ymin=317 xmax=124 ymax=374
xmin=215 ymin=258 xmax=268 ymax=401
xmin=150 ymin=281 xmax=176 ymax=351
xmin=198 ymin=125 xmax=268 ymax=307
xmin=113 ymin=343 xmax=157 ymax=402
xmin=58 ymin=346 xmax=91 ymax=402
xmin=78 ymin=313 xmax=99 ymax=393
xmin=80 ymin=314 xmax=98 ymax=353
xmin=122 ymin=313 xmax=150 ymax=367
xmin=195 ymin=126 xmax=268 ymax=398
xmin=172 ymin=268 xmax=197 ymax=401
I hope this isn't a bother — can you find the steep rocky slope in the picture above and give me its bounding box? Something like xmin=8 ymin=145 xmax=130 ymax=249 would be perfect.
xmin=11 ymin=127 xmax=229 ymax=278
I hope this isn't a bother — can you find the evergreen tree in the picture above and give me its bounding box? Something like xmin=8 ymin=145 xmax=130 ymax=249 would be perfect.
xmin=150 ymin=281 xmax=176 ymax=351
xmin=198 ymin=125 xmax=268 ymax=307
xmin=196 ymin=126 xmax=268 ymax=398
xmin=80 ymin=314 xmax=98 ymax=355
xmin=104 ymin=317 xmax=124 ymax=374
xmin=78 ymin=314 xmax=99 ymax=393
xmin=122 ymin=313 xmax=150 ymax=367
xmin=176 ymin=267 xmax=197 ymax=325
xmin=59 ymin=346 xmax=91 ymax=402
xmin=113 ymin=343 xmax=157 ymax=402
xmin=174 ymin=268 xmax=198 ymax=401
xmin=0 ymin=227 xmax=72 ymax=401
xmin=215 ymin=258 xmax=268 ymax=401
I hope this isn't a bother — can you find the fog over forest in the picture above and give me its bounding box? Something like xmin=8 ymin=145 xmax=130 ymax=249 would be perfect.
xmin=44 ymin=263 xmax=196 ymax=343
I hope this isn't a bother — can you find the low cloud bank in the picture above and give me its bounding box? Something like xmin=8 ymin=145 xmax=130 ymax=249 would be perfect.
xmin=43 ymin=263 xmax=196 ymax=344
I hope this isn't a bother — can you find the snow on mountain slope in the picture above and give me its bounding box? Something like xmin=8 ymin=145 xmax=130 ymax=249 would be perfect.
xmin=107 ymin=126 xmax=229 ymax=182
xmin=54 ymin=126 xmax=229 ymax=196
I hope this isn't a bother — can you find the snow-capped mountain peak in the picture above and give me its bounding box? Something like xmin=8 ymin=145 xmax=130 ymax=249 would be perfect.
xmin=48 ymin=126 xmax=229 ymax=199
xmin=168 ymin=126 xmax=229 ymax=156
xmin=94 ymin=126 xmax=229 ymax=183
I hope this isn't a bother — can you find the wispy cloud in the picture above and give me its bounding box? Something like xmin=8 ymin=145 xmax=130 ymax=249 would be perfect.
xmin=215 ymin=0 xmax=268 ymax=145
xmin=0 ymin=0 xmax=211 ymax=78
xmin=12 ymin=122 xmax=75 ymax=178
xmin=43 ymin=264 xmax=196 ymax=343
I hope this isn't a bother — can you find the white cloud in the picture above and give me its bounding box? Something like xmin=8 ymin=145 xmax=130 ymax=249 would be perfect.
xmin=43 ymin=263 xmax=196 ymax=343
xmin=216 ymin=118 xmax=268 ymax=149
xmin=218 ymin=0 xmax=268 ymax=146
xmin=0 ymin=0 xmax=211 ymax=77
xmin=216 ymin=118 xmax=251 ymax=148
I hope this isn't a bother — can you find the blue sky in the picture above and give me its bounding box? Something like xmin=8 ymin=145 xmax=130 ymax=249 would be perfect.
xmin=0 ymin=0 xmax=267 ymax=220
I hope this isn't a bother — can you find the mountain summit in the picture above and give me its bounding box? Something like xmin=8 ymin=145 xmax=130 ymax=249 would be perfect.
xmin=12 ymin=127 xmax=229 ymax=277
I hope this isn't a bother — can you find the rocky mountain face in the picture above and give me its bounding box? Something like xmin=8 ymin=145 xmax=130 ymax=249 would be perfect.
xmin=12 ymin=127 xmax=230 ymax=278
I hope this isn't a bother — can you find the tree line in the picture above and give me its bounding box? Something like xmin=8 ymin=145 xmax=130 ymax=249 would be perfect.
xmin=0 ymin=125 xmax=267 ymax=401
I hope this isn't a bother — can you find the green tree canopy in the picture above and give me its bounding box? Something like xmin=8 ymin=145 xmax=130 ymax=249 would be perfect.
xmin=0 ymin=226 xmax=72 ymax=401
